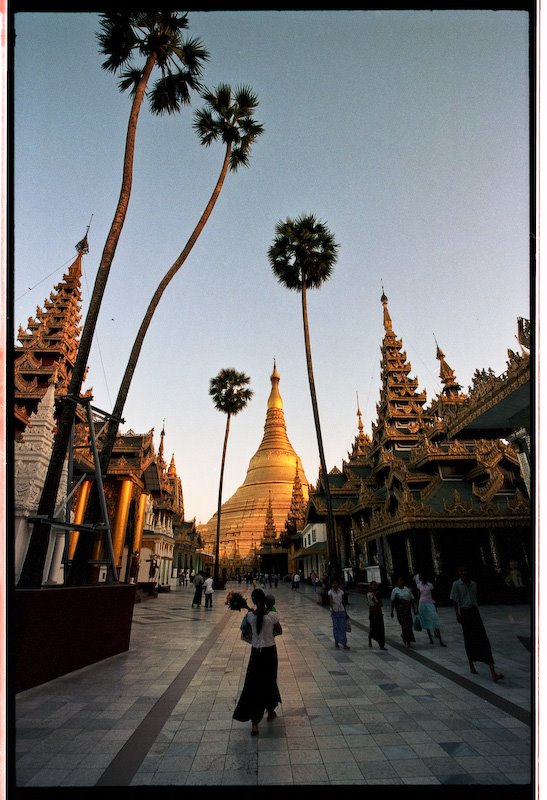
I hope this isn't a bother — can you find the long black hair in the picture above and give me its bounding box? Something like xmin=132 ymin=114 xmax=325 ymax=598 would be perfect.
xmin=251 ymin=588 xmax=267 ymax=634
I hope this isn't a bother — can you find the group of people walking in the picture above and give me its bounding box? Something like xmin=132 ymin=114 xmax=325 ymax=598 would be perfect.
xmin=194 ymin=563 xmax=508 ymax=739
xmin=365 ymin=569 xmax=503 ymax=683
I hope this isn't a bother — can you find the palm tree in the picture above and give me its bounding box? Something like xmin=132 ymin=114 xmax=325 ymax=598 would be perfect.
xmin=96 ymin=85 xmax=263 ymax=480
xmin=209 ymin=369 xmax=253 ymax=588
xmin=268 ymin=213 xmax=340 ymax=580
xmin=18 ymin=12 xmax=209 ymax=589
xmin=66 ymin=85 xmax=263 ymax=586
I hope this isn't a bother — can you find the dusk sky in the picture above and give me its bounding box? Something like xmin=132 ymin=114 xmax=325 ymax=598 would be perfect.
xmin=13 ymin=9 xmax=531 ymax=526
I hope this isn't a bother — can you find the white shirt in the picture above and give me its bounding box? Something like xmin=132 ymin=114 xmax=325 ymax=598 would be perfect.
xmin=203 ymin=577 xmax=214 ymax=594
xmin=245 ymin=610 xmax=280 ymax=648
xmin=328 ymin=587 xmax=345 ymax=613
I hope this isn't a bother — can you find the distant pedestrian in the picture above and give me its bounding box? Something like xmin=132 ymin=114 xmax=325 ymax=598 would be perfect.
xmin=192 ymin=571 xmax=204 ymax=607
xmin=450 ymin=566 xmax=504 ymax=682
xmin=203 ymin=574 xmax=214 ymax=608
xmin=415 ymin=572 xmax=446 ymax=646
xmin=293 ymin=573 xmax=300 ymax=591
xmin=390 ymin=576 xmax=416 ymax=647
xmin=274 ymin=573 xmax=279 ymax=588
xmin=328 ymin=578 xmax=350 ymax=650
xmin=366 ymin=581 xmax=387 ymax=650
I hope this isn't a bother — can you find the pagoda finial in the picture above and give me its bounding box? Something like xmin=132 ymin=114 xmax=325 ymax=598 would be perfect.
xmin=75 ymin=215 xmax=92 ymax=255
xmin=158 ymin=420 xmax=166 ymax=465
xmin=268 ymin=360 xmax=283 ymax=409
xmin=356 ymin=392 xmax=364 ymax=433
xmin=381 ymin=287 xmax=392 ymax=332
xmin=434 ymin=335 xmax=462 ymax=395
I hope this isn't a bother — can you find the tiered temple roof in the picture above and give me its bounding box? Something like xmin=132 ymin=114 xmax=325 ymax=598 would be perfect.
xmin=14 ymin=233 xmax=90 ymax=438
xmin=308 ymin=292 xmax=530 ymax=579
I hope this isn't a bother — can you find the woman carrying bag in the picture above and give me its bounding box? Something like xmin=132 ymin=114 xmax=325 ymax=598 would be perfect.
xmin=233 ymin=588 xmax=282 ymax=736
xmin=328 ymin=578 xmax=350 ymax=650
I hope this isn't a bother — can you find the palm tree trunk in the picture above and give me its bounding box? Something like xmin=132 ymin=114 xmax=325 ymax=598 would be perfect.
xmin=300 ymin=280 xmax=340 ymax=580
xmin=66 ymin=148 xmax=233 ymax=587
xmin=18 ymin=54 xmax=157 ymax=589
xmin=99 ymin=146 xmax=232 ymax=476
xmin=214 ymin=413 xmax=231 ymax=587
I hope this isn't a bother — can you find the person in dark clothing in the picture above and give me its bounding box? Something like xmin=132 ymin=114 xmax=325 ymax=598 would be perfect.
xmin=366 ymin=581 xmax=387 ymax=650
xmin=191 ymin=571 xmax=204 ymax=607
xmin=450 ymin=566 xmax=504 ymax=682
xmin=233 ymin=588 xmax=282 ymax=736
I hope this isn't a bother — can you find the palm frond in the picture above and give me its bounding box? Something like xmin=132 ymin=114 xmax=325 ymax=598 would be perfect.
xmin=193 ymin=108 xmax=222 ymax=146
xmin=268 ymin=214 xmax=339 ymax=292
xmin=233 ymin=85 xmax=260 ymax=114
xmin=209 ymin=369 xmax=253 ymax=416
xmin=149 ymin=70 xmax=203 ymax=115
xmin=97 ymin=12 xmax=138 ymax=72
xmin=118 ymin=67 xmax=143 ymax=96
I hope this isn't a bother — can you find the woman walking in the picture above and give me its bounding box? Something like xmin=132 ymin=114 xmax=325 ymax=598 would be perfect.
xmin=415 ymin=572 xmax=446 ymax=646
xmin=233 ymin=588 xmax=282 ymax=736
xmin=191 ymin=571 xmax=204 ymax=607
xmin=366 ymin=581 xmax=387 ymax=650
xmin=328 ymin=578 xmax=350 ymax=650
xmin=390 ymin=576 xmax=416 ymax=647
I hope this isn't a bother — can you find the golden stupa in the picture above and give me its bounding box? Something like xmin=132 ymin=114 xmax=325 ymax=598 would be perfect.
xmin=202 ymin=361 xmax=309 ymax=562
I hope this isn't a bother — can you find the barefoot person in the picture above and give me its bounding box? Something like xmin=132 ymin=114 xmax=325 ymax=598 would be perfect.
xmin=450 ymin=566 xmax=504 ymax=682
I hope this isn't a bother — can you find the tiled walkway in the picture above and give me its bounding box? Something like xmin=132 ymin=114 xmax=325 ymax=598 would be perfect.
xmin=13 ymin=580 xmax=533 ymax=789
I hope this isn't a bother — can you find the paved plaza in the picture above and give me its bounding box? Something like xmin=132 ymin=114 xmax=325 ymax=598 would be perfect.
xmin=12 ymin=579 xmax=534 ymax=792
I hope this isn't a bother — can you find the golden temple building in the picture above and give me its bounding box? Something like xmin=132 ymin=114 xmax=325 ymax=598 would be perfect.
xmin=201 ymin=362 xmax=309 ymax=571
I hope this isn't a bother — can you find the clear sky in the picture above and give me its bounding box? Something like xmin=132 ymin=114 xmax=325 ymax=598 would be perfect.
xmin=12 ymin=9 xmax=531 ymax=526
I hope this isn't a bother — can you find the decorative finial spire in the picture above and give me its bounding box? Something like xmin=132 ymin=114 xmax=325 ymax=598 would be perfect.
xmin=268 ymin=361 xmax=283 ymax=409
xmin=381 ymin=288 xmax=392 ymax=332
xmin=356 ymin=391 xmax=364 ymax=432
xmin=75 ymin=215 xmax=93 ymax=254
xmin=158 ymin=420 xmax=166 ymax=464
xmin=434 ymin=335 xmax=462 ymax=395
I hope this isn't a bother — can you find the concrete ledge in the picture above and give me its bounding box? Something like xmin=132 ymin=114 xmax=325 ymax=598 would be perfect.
xmin=14 ymin=583 xmax=136 ymax=693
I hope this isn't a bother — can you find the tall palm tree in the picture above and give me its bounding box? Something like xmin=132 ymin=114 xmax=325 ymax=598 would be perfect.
xmin=268 ymin=213 xmax=341 ymax=580
xmin=209 ymin=369 xmax=253 ymax=588
xmin=67 ymin=85 xmax=263 ymax=586
xmin=97 ymin=85 xmax=263 ymax=478
xmin=18 ymin=12 xmax=209 ymax=589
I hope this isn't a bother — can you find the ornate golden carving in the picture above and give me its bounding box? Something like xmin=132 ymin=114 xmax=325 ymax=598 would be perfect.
xmin=444 ymin=489 xmax=474 ymax=514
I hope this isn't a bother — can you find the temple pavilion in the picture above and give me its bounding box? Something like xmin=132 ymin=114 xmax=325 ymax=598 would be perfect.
xmin=306 ymin=292 xmax=531 ymax=602
xmin=13 ymin=234 xmax=207 ymax=590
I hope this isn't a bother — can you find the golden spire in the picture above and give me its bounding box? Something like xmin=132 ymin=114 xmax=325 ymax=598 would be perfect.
xmin=434 ymin=334 xmax=462 ymax=396
xmin=202 ymin=364 xmax=309 ymax=561
xmin=381 ymin=287 xmax=393 ymax=333
xmin=267 ymin=358 xmax=283 ymax=410
xmin=356 ymin=392 xmax=364 ymax=433
xmin=158 ymin=420 xmax=167 ymax=473
xmin=168 ymin=454 xmax=177 ymax=475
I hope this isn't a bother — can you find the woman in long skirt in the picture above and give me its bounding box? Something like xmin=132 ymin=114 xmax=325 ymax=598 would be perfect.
xmin=366 ymin=581 xmax=387 ymax=650
xmin=328 ymin=579 xmax=350 ymax=650
xmin=233 ymin=588 xmax=282 ymax=736
xmin=415 ymin=573 xmax=446 ymax=646
xmin=390 ymin=576 xmax=416 ymax=646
